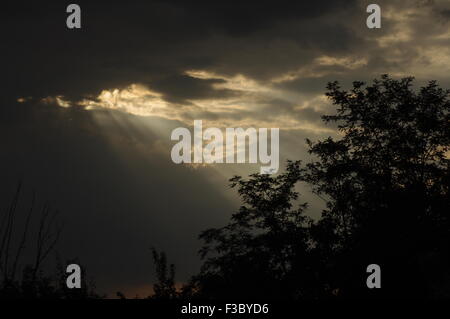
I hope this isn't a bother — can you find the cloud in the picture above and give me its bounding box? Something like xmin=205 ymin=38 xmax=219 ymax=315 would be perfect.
xmin=38 ymin=70 xmax=333 ymax=134
xmin=9 ymin=0 xmax=450 ymax=134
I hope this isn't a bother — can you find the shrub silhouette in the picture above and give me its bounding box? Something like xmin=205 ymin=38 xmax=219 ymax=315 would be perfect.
xmin=150 ymin=248 xmax=177 ymax=300
xmin=0 ymin=184 xmax=101 ymax=299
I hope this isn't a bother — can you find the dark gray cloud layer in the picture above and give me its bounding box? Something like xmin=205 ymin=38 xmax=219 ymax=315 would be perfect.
xmin=3 ymin=0 xmax=450 ymax=104
xmin=2 ymin=0 xmax=361 ymax=102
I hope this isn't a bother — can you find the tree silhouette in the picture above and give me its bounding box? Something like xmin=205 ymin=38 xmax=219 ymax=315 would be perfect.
xmin=304 ymin=75 xmax=450 ymax=298
xmin=192 ymin=75 xmax=450 ymax=299
xmin=190 ymin=161 xmax=317 ymax=299
xmin=0 ymin=183 xmax=101 ymax=299
xmin=0 ymin=183 xmax=61 ymax=298
xmin=150 ymin=248 xmax=178 ymax=299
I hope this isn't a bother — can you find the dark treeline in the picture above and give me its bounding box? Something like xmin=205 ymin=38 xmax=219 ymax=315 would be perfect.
xmin=0 ymin=184 xmax=101 ymax=299
xmin=153 ymin=75 xmax=450 ymax=300
xmin=2 ymin=75 xmax=449 ymax=299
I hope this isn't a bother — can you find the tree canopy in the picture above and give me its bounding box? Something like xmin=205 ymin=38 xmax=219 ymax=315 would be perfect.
xmin=190 ymin=75 xmax=450 ymax=299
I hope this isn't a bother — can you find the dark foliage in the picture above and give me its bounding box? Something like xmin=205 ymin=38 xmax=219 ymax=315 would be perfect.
xmin=150 ymin=248 xmax=177 ymax=299
xmin=0 ymin=184 xmax=101 ymax=299
xmin=190 ymin=75 xmax=450 ymax=299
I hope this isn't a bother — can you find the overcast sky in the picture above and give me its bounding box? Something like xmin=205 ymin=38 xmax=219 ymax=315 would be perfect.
xmin=1 ymin=0 xmax=450 ymax=297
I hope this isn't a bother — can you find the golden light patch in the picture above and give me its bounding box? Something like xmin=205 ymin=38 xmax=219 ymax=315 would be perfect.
xmin=80 ymin=84 xmax=167 ymax=116
xmin=41 ymin=95 xmax=71 ymax=108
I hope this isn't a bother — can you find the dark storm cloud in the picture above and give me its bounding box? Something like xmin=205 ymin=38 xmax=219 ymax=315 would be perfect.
xmin=1 ymin=0 xmax=362 ymax=104
xmin=3 ymin=0 xmax=449 ymax=108
xmin=150 ymin=74 xmax=237 ymax=104
xmin=168 ymin=1 xmax=356 ymax=36
xmin=440 ymin=9 xmax=450 ymax=18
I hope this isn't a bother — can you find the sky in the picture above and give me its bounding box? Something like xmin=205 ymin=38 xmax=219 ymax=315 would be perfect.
xmin=1 ymin=0 xmax=450 ymax=297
